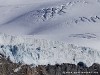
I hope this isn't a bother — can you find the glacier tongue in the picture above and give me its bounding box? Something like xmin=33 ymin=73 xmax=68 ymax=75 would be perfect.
xmin=0 ymin=33 xmax=100 ymax=67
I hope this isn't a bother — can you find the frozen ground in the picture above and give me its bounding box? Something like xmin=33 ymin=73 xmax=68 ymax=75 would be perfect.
xmin=0 ymin=0 xmax=100 ymax=66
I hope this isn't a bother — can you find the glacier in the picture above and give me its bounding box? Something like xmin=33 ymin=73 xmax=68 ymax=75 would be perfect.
xmin=0 ymin=0 xmax=100 ymax=68
xmin=0 ymin=33 xmax=100 ymax=67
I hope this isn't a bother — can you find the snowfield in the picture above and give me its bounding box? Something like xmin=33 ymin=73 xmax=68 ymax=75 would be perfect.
xmin=0 ymin=0 xmax=100 ymax=67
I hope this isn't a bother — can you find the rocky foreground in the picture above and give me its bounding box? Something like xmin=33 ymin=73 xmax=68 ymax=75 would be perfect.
xmin=0 ymin=55 xmax=100 ymax=75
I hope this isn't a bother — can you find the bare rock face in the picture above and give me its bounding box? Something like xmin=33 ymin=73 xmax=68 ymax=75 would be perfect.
xmin=0 ymin=55 xmax=100 ymax=75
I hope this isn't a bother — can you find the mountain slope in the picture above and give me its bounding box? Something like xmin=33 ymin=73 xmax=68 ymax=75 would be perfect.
xmin=0 ymin=0 xmax=100 ymax=50
xmin=0 ymin=0 xmax=100 ymax=69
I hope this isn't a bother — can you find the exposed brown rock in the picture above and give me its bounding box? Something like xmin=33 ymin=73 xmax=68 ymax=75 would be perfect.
xmin=0 ymin=56 xmax=100 ymax=75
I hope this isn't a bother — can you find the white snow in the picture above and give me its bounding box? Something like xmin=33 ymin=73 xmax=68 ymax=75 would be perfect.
xmin=14 ymin=66 xmax=21 ymax=72
xmin=0 ymin=33 xmax=100 ymax=67
xmin=0 ymin=0 xmax=100 ymax=67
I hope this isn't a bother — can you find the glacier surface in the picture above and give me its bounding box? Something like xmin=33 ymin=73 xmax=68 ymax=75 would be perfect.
xmin=0 ymin=33 xmax=100 ymax=67
xmin=0 ymin=0 xmax=100 ymax=67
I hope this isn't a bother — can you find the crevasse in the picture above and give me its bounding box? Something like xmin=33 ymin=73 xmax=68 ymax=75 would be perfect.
xmin=0 ymin=33 xmax=100 ymax=67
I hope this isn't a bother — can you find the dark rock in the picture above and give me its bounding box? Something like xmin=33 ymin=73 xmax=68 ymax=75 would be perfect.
xmin=0 ymin=56 xmax=100 ymax=75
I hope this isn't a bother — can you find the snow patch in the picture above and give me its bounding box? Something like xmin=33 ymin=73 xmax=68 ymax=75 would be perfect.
xmin=14 ymin=66 xmax=21 ymax=72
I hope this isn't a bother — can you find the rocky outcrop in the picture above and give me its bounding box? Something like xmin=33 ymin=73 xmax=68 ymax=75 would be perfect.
xmin=0 ymin=55 xmax=100 ymax=75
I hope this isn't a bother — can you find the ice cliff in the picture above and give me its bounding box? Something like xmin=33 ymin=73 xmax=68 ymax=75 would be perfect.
xmin=0 ymin=33 xmax=100 ymax=67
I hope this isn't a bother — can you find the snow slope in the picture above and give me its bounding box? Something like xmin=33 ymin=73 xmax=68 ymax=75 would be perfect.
xmin=0 ymin=33 xmax=100 ymax=67
xmin=0 ymin=0 xmax=100 ymax=50
xmin=0 ymin=0 xmax=100 ymax=67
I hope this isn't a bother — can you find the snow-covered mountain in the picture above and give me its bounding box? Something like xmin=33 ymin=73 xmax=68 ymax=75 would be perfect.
xmin=0 ymin=33 xmax=100 ymax=67
xmin=0 ymin=0 xmax=100 ymax=67
xmin=0 ymin=0 xmax=100 ymax=49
